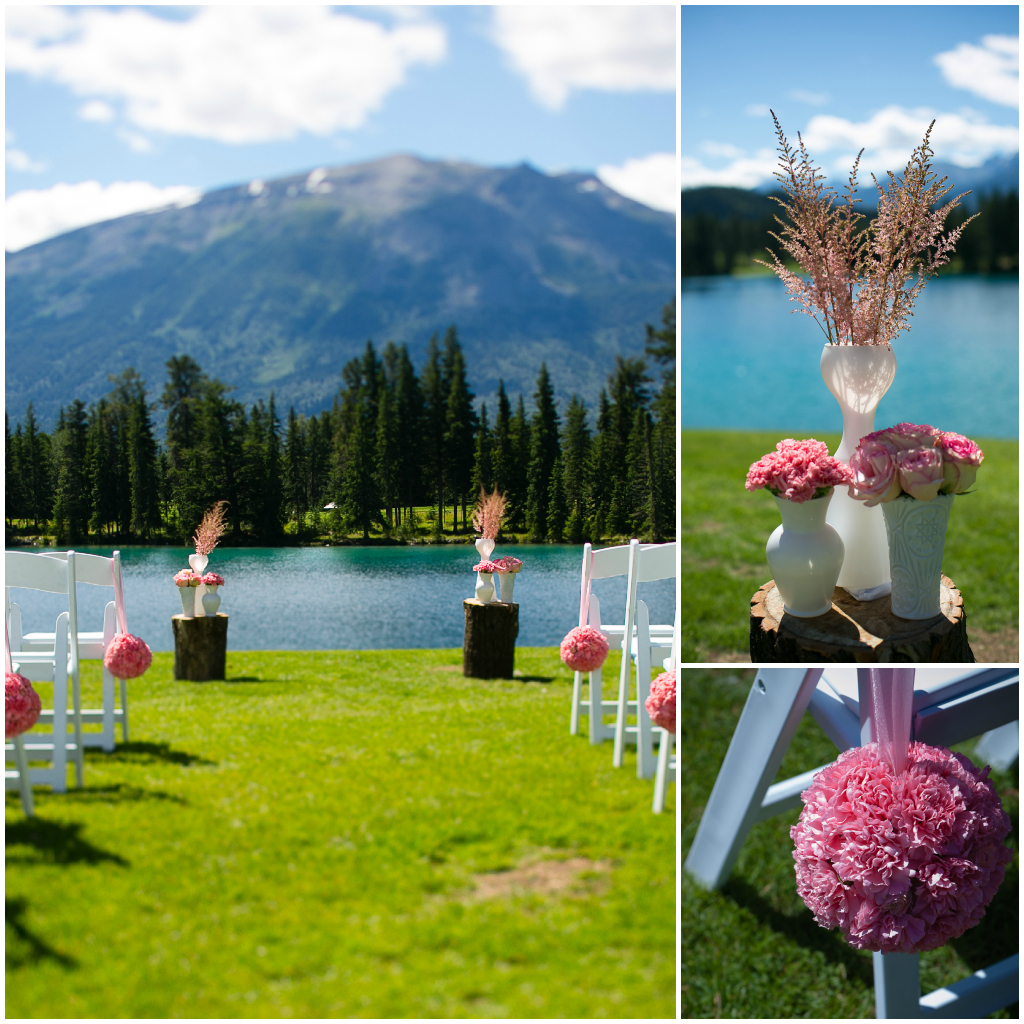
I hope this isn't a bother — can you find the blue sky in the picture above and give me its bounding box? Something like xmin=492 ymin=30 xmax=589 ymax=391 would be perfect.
xmin=5 ymin=5 xmax=676 ymax=250
xmin=681 ymin=5 xmax=1018 ymax=188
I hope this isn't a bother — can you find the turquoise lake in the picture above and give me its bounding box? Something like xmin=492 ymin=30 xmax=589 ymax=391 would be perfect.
xmin=680 ymin=275 xmax=1018 ymax=438
xmin=8 ymin=545 xmax=676 ymax=653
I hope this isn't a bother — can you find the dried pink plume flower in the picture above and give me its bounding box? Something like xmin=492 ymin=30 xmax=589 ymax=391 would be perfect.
xmin=194 ymin=500 xmax=230 ymax=557
xmin=791 ymin=742 xmax=1012 ymax=954
xmin=472 ymin=488 xmax=507 ymax=541
xmin=757 ymin=113 xmax=978 ymax=347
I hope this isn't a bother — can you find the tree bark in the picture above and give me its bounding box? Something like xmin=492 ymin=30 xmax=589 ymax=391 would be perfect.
xmin=463 ymin=599 xmax=519 ymax=678
xmin=172 ymin=613 xmax=229 ymax=680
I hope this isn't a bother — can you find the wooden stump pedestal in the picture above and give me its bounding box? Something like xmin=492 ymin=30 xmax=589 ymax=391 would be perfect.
xmin=463 ymin=599 xmax=519 ymax=679
xmin=750 ymin=575 xmax=974 ymax=663
xmin=172 ymin=614 xmax=228 ymax=681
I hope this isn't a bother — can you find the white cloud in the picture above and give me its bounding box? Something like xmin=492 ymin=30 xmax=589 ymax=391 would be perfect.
xmin=935 ymin=35 xmax=1019 ymax=108
xmin=700 ymin=141 xmax=744 ymax=160
xmin=680 ymin=150 xmax=779 ymax=190
xmin=5 ymin=6 xmax=447 ymax=144
xmin=491 ymin=6 xmax=675 ymax=111
xmin=789 ymin=89 xmax=828 ymax=106
xmin=117 ymin=129 xmax=154 ymax=154
xmin=596 ymin=152 xmax=676 ymax=211
xmin=5 ymin=129 xmax=47 ymax=173
xmin=745 ymin=104 xmax=771 ymax=117
xmin=6 ymin=180 xmax=201 ymax=252
xmin=802 ymin=105 xmax=1019 ymax=171
xmin=79 ymin=99 xmax=115 ymax=123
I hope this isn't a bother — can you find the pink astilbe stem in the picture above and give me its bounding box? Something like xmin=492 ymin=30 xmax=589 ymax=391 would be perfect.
xmin=194 ymin=501 xmax=229 ymax=557
xmin=472 ymin=488 xmax=507 ymax=541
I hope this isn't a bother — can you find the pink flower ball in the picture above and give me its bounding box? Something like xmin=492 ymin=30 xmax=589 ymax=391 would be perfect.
xmin=645 ymin=669 xmax=676 ymax=733
xmin=791 ymin=742 xmax=1013 ymax=954
xmin=560 ymin=626 xmax=609 ymax=672
xmin=104 ymin=633 xmax=153 ymax=679
xmin=6 ymin=671 xmax=42 ymax=740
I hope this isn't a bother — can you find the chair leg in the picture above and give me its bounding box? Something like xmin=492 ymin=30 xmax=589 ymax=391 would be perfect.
xmin=653 ymin=729 xmax=673 ymax=814
xmin=13 ymin=735 xmax=35 ymax=817
xmin=588 ymin=668 xmax=604 ymax=745
xmin=684 ymin=668 xmax=823 ymax=890
xmin=71 ymin=668 xmax=84 ymax=788
xmin=613 ymin=651 xmax=630 ymax=767
xmin=570 ymin=671 xmax=582 ymax=735
xmin=874 ymin=951 xmax=921 ymax=1019
xmin=102 ymin=668 xmax=116 ymax=752
xmin=120 ymin=679 xmax=129 ymax=743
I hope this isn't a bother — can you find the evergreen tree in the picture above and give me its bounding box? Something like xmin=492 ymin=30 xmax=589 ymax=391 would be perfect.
xmin=442 ymin=327 xmax=475 ymax=532
xmin=52 ymin=401 xmax=90 ymax=542
xmin=561 ymin=395 xmax=591 ymax=544
xmin=87 ymin=399 xmax=119 ymax=536
xmin=6 ymin=416 xmax=26 ymax=525
xmin=525 ymin=364 xmax=560 ymax=542
xmin=647 ymin=300 xmax=676 ymax=539
xmin=507 ymin=394 xmax=529 ymax=532
xmin=388 ymin=343 xmax=424 ymax=525
xmin=128 ymin=389 xmax=161 ymax=539
xmin=284 ymin=408 xmax=306 ymax=528
xmin=261 ymin=393 xmax=285 ymax=543
xmin=472 ymin=403 xmax=492 ymax=496
xmin=375 ymin=379 xmax=400 ymax=530
xmin=198 ymin=378 xmax=245 ymax=537
xmin=546 ymin=452 xmax=567 ymax=542
xmin=420 ymin=334 xmax=447 ymax=535
xmin=20 ymin=403 xmax=53 ymax=529
xmin=491 ymin=381 xmax=512 ymax=497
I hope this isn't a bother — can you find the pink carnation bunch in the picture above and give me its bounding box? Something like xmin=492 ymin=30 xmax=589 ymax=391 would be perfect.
xmin=492 ymin=556 xmax=523 ymax=574
xmin=472 ymin=560 xmax=501 ymax=574
xmin=746 ymin=438 xmax=853 ymax=504
xmin=645 ymin=669 xmax=676 ymax=733
xmin=849 ymin=424 xmax=984 ymax=505
xmin=6 ymin=671 xmax=42 ymax=740
xmin=104 ymin=634 xmax=153 ymax=679
xmin=173 ymin=569 xmax=201 ymax=587
xmin=201 ymin=572 xmax=224 ymax=587
xmin=791 ymin=742 xmax=1013 ymax=954
xmin=560 ymin=626 xmax=609 ymax=673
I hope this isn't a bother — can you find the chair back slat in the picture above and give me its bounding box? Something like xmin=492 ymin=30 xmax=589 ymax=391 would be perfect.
xmin=39 ymin=549 xmax=120 ymax=588
xmin=5 ymin=551 xmax=70 ymax=593
xmin=589 ymin=544 xmax=632 ymax=579
xmin=634 ymin=543 xmax=676 ymax=583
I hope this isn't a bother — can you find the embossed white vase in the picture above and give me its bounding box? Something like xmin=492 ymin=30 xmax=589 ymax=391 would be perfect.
xmin=766 ymin=491 xmax=845 ymax=618
xmin=821 ymin=344 xmax=897 ymax=597
xmin=178 ymin=586 xmax=196 ymax=618
xmin=881 ymin=494 xmax=953 ymax=619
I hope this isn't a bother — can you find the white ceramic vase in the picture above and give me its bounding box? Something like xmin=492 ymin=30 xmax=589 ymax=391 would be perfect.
xmin=201 ymin=587 xmax=221 ymax=616
xmin=881 ymin=493 xmax=953 ymax=619
xmin=498 ymin=572 xmax=516 ymax=603
xmin=188 ymin=553 xmax=209 ymax=574
xmin=178 ymin=586 xmax=196 ymax=618
xmin=475 ymin=537 xmax=495 ymax=561
xmin=766 ymin=490 xmax=845 ymax=618
xmin=475 ymin=571 xmax=495 ymax=603
xmin=820 ymin=343 xmax=897 ymax=598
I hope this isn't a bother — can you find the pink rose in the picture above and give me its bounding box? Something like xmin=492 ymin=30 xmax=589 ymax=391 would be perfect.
xmin=938 ymin=432 xmax=983 ymax=494
xmin=886 ymin=423 xmax=941 ymax=452
xmin=896 ymin=447 xmax=945 ymax=501
xmin=848 ymin=441 xmax=902 ymax=506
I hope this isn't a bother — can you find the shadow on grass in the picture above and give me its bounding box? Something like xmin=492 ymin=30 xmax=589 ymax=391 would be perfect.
xmin=101 ymin=741 xmax=216 ymax=767
xmin=226 ymin=676 xmax=262 ymax=682
xmin=513 ymin=675 xmax=555 ymax=684
xmin=721 ymin=875 xmax=873 ymax=987
xmin=5 ymin=898 xmax=77 ymax=970
xmin=5 ymin=818 xmax=129 ymax=867
xmin=62 ymin=783 xmax=187 ymax=806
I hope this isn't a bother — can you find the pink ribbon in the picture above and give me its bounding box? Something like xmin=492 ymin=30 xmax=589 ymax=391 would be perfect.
xmin=4 ymin=620 xmax=13 ymax=674
xmin=111 ymin=558 xmax=128 ymax=636
xmin=869 ymin=667 xmax=915 ymax=775
xmin=578 ymin=549 xmax=593 ymax=628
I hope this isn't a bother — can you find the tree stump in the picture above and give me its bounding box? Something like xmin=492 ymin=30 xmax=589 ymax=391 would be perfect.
xmin=172 ymin=614 xmax=228 ymax=681
xmin=463 ymin=599 xmax=519 ymax=679
xmin=749 ymin=576 xmax=974 ymax=663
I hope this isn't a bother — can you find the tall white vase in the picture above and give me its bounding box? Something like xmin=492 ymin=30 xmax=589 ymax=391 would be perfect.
xmin=189 ymin=553 xmax=209 ymax=616
xmin=766 ymin=491 xmax=845 ymax=618
xmin=881 ymin=494 xmax=953 ymax=619
xmin=821 ymin=344 xmax=897 ymax=597
xmin=475 ymin=538 xmax=495 ymax=561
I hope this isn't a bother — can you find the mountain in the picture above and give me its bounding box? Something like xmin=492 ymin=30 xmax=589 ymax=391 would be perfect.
xmin=5 ymin=154 xmax=674 ymax=429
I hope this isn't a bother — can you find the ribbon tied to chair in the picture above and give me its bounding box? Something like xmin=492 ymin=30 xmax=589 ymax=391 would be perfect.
xmin=560 ymin=547 xmax=608 ymax=672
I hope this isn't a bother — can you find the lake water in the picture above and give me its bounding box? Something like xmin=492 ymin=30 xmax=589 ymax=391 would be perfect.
xmin=8 ymin=545 xmax=676 ymax=653
xmin=680 ymin=275 xmax=1018 ymax=438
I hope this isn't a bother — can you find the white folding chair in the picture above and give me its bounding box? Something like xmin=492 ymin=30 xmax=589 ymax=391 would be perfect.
xmin=17 ymin=550 xmax=127 ymax=749
xmin=684 ymin=666 xmax=1019 ymax=1019
xmin=613 ymin=540 xmax=676 ymax=779
xmin=4 ymin=550 xmax=83 ymax=792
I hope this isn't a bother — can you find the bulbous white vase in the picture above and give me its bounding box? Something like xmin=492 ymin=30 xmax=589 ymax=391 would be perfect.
xmin=475 ymin=538 xmax=495 ymax=562
xmin=766 ymin=491 xmax=845 ymax=618
xmin=881 ymin=494 xmax=953 ymax=619
xmin=201 ymin=587 xmax=222 ymax=616
xmin=475 ymin=571 xmax=494 ymax=603
xmin=821 ymin=343 xmax=897 ymax=597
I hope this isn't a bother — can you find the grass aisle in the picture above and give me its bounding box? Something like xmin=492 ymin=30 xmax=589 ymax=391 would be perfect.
xmin=680 ymin=671 xmax=1019 ymax=1019
xmin=680 ymin=430 xmax=1019 ymax=662
xmin=6 ymin=649 xmax=675 ymax=1019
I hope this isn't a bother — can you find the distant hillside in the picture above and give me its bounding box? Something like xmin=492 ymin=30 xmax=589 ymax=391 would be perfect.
xmin=6 ymin=154 xmax=674 ymax=428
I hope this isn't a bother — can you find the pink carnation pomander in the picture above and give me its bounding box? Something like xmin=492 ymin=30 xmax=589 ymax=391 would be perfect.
xmin=6 ymin=671 xmax=42 ymax=740
xmin=746 ymin=438 xmax=852 ymax=504
xmin=791 ymin=742 xmax=1013 ymax=954
xmin=645 ymin=669 xmax=676 ymax=733
xmin=560 ymin=626 xmax=609 ymax=672
xmin=104 ymin=633 xmax=153 ymax=679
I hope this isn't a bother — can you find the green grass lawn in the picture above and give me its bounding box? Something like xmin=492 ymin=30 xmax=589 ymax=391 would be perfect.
xmin=6 ymin=649 xmax=675 ymax=1019
xmin=680 ymin=669 xmax=1019 ymax=1019
xmin=679 ymin=430 xmax=1019 ymax=661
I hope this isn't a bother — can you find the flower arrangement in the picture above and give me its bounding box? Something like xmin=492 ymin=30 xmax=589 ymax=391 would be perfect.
xmin=560 ymin=625 xmax=609 ymax=673
xmin=472 ymin=488 xmax=508 ymax=541
xmin=201 ymin=572 xmax=225 ymax=587
xmin=492 ymin=556 xmax=523 ymax=574
xmin=173 ymin=569 xmax=201 ymax=587
xmin=472 ymin=560 xmax=500 ymax=574
xmin=848 ymin=423 xmax=984 ymax=504
xmin=6 ymin=671 xmax=42 ymax=739
xmin=104 ymin=634 xmax=153 ymax=679
xmin=791 ymin=741 xmax=1012 ymax=954
xmin=194 ymin=500 xmax=229 ymax=558
xmin=746 ymin=439 xmax=852 ymax=503
xmin=758 ymin=113 xmax=978 ymax=347
xmin=645 ymin=668 xmax=676 ymax=733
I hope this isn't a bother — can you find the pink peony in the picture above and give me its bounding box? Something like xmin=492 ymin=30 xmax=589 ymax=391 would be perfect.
xmin=173 ymin=569 xmax=200 ymax=587
xmin=745 ymin=438 xmax=852 ymax=504
xmin=560 ymin=626 xmax=609 ymax=672
xmin=200 ymin=572 xmax=224 ymax=587
xmin=895 ymin=447 xmax=945 ymax=501
xmin=848 ymin=440 xmax=902 ymax=506
xmin=6 ymin=671 xmax=42 ymax=740
xmin=645 ymin=669 xmax=676 ymax=733
xmin=791 ymin=742 xmax=1012 ymax=954
xmin=103 ymin=633 xmax=153 ymax=679
xmin=492 ymin=556 xmax=523 ymax=574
